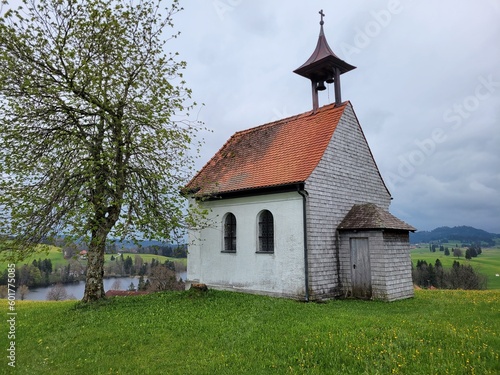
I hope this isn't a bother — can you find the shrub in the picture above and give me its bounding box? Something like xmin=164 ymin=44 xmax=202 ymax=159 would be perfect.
xmin=146 ymin=265 xmax=184 ymax=292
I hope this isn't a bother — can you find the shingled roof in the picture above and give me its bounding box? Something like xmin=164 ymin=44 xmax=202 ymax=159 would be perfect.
xmin=338 ymin=203 xmax=416 ymax=232
xmin=185 ymin=102 xmax=347 ymax=197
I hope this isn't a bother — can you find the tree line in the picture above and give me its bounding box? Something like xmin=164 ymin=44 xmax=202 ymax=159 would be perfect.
xmin=44 ymin=237 xmax=188 ymax=259
xmin=127 ymin=244 xmax=188 ymax=258
xmin=412 ymin=259 xmax=487 ymax=290
xmin=105 ymin=254 xmax=185 ymax=278
xmin=428 ymin=243 xmax=482 ymax=259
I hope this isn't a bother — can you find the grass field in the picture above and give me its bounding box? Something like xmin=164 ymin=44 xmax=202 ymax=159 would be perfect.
xmin=0 ymin=245 xmax=66 ymax=270
xmin=411 ymin=245 xmax=500 ymax=289
xmin=1 ymin=289 xmax=498 ymax=374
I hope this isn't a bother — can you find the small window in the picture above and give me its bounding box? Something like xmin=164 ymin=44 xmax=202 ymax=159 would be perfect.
xmin=258 ymin=210 xmax=274 ymax=252
xmin=223 ymin=213 xmax=237 ymax=252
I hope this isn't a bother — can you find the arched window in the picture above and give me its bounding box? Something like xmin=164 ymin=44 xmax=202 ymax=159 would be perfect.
xmin=258 ymin=210 xmax=274 ymax=252
xmin=223 ymin=213 xmax=237 ymax=252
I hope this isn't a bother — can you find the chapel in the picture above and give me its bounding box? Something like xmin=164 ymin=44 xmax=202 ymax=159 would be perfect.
xmin=184 ymin=11 xmax=415 ymax=301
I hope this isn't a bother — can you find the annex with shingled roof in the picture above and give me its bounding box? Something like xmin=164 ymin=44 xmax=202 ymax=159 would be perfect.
xmin=185 ymin=11 xmax=415 ymax=302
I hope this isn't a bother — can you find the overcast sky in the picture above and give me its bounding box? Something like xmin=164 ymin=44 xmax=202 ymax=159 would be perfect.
xmin=168 ymin=0 xmax=500 ymax=234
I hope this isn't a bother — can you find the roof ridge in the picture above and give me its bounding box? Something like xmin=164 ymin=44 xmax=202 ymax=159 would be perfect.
xmin=233 ymin=101 xmax=347 ymax=137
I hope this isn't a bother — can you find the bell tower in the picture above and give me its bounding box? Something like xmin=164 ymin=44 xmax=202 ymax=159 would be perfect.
xmin=294 ymin=10 xmax=356 ymax=112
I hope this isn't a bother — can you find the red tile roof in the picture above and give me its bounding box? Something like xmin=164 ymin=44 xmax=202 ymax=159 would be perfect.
xmin=185 ymin=102 xmax=347 ymax=196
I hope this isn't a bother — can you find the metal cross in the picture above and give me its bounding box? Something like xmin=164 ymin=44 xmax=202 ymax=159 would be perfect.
xmin=319 ymin=9 xmax=325 ymax=25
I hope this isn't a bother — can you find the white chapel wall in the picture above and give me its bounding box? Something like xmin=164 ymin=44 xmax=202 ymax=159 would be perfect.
xmin=187 ymin=192 xmax=306 ymax=298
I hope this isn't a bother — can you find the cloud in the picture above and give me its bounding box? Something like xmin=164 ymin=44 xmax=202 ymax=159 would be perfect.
xmin=174 ymin=0 xmax=500 ymax=233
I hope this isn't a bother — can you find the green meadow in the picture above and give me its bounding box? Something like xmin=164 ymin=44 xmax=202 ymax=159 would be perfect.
xmin=411 ymin=244 xmax=500 ymax=289
xmin=0 ymin=245 xmax=65 ymax=270
xmin=1 ymin=289 xmax=499 ymax=374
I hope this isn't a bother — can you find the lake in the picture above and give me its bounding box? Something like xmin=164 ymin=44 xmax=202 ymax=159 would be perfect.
xmin=18 ymin=272 xmax=187 ymax=301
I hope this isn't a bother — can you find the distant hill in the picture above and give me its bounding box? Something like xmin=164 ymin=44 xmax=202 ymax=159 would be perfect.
xmin=106 ymin=238 xmax=189 ymax=249
xmin=112 ymin=239 xmax=170 ymax=249
xmin=107 ymin=239 xmax=187 ymax=257
xmin=410 ymin=226 xmax=499 ymax=246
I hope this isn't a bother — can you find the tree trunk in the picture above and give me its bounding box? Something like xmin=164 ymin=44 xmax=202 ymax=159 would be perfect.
xmin=82 ymin=232 xmax=107 ymax=302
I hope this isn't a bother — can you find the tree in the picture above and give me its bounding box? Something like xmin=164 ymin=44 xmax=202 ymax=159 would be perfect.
xmin=124 ymin=256 xmax=134 ymax=275
xmin=465 ymin=249 xmax=472 ymax=260
xmin=147 ymin=264 xmax=184 ymax=292
xmin=62 ymin=241 xmax=78 ymax=259
xmin=18 ymin=265 xmax=42 ymax=287
xmin=426 ymin=264 xmax=436 ymax=287
xmin=447 ymin=261 xmax=487 ymax=290
xmin=138 ymin=275 xmax=146 ymax=291
xmin=0 ymin=0 xmax=203 ymax=302
xmin=0 ymin=285 xmax=7 ymax=299
xmin=127 ymin=282 xmax=136 ymax=291
xmin=467 ymin=244 xmax=480 ymax=258
xmin=43 ymin=259 xmax=53 ymax=274
xmin=110 ymin=279 xmax=122 ymax=291
xmin=46 ymin=283 xmax=69 ymax=301
xmin=18 ymin=285 xmax=29 ymax=300
xmin=434 ymin=259 xmax=444 ymax=288
xmin=134 ymin=255 xmax=144 ymax=275
xmin=453 ymin=248 xmax=463 ymax=258
xmin=412 ymin=260 xmax=429 ymax=288
xmin=476 ymin=243 xmax=482 ymax=255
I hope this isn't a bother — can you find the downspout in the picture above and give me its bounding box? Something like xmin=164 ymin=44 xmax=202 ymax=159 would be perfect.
xmin=297 ymin=188 xmax=309 ymax=302
xmin=335 ymin=229 xmax=342 ymax=297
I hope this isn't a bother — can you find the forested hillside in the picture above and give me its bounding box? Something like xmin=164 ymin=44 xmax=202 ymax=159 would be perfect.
xmin=410 ymin=226 xmax=498 ymax=246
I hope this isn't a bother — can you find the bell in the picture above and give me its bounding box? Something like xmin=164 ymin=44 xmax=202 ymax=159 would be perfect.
xmin=316 ymin=80 xmax=326 ymax=91
xmin=325 ymin=73 xmax=334 ymax=84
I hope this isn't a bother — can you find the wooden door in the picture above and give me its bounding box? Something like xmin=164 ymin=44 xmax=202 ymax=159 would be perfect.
xmin=350 ymin=238 xmax=372 ymax=299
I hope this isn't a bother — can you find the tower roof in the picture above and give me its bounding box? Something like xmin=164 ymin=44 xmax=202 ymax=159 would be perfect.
xmin=293 ymin=23 xmax=356 ymax=81
xmin=294 ymin=10 xmax=356 ymax=110
xmin=294 ymin=11 xmax=355 ymax=82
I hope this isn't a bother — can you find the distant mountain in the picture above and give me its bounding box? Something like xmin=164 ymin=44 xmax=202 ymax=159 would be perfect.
xmin=110 ymin=239 xmax=171 ymax=249
xmin=409 ymin=226 xmax=499 ymax=245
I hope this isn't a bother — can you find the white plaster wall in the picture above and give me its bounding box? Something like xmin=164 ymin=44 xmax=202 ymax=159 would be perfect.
xmin=187 ymin=192 xmax=305 ymax=298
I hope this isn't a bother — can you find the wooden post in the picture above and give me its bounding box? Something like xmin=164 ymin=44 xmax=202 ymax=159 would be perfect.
xmin=312 ymin=79 xmax=319 ymax=112
xmin=334 ymin=68 xmax=341 ymax=106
